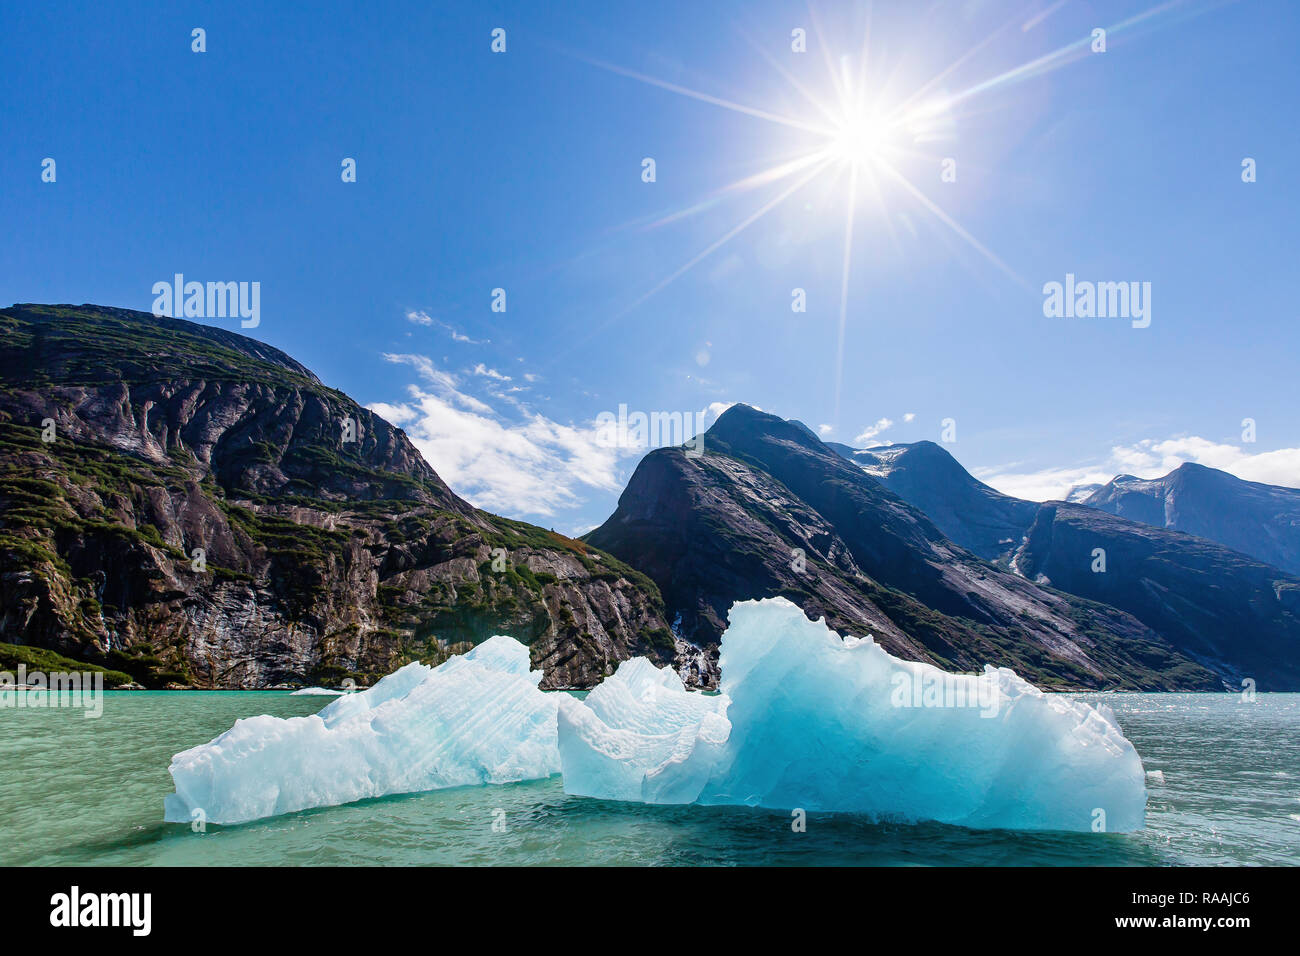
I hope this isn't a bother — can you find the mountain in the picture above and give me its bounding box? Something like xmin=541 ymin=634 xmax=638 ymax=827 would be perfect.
xmin=1065 ymin=482 xmax=1105 ymax=503
xmin=844 ymin=441 xmax=1039 ymax=561
xmin=587 ymin=404 xmax=1223 ymax=691
xmin=0 ymin=304 xmax=674 ymax=689
xmin=1079 ymin=464 xmax=1300 ymax=576
xmin=1016 ymin=503 xmax=1300 ymax=687
xmin=831 ymin=437 xmax=1300 ymax=688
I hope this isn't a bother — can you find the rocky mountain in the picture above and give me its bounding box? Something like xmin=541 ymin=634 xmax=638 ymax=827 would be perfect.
xmin=844 ymin=441 xmax=1039 ymax=561
xmin=1064 ymin=482 xmax=1105 ymax=503
xmin=0 ymin=304 xmax=674 ymax=689
xmin=1079 ymin=464 xmax=1300 ymax=576
xmin=587 ymin=404 xmax=1225 ymax=691
xmin=1016 ymin=503 xmax=1300 ymax=687
xmin=831 ymin=437 xmax=1300 ymax=688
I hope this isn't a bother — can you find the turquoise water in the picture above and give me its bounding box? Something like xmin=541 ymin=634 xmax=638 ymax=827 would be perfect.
xmin=2 ymin=691 xmax=1297 ymax=865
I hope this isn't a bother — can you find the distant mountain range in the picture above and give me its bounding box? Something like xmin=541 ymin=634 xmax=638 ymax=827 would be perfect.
xmin=2 ymin=304 xmax=1296 ymax=690
xmin=830 ymin=437 xmax=1300 ymax=688
xmin=589 ymin=406 xmax=1300 ymax=689
xmin=1078 ymin=465 xmax=1300 ymax=576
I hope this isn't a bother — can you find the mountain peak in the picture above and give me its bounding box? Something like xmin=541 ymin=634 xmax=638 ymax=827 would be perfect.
xmin=706 ymin=403 xmax=830 ymax=456
xmin=4 ymin=303 xmax=321 ymax=386
xmin=0 ymin=303 xmax=674 ymax=690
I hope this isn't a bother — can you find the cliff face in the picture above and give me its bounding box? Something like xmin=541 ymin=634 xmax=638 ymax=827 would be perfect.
xmin=841 ymin=440 xmax=1039 ymax=562
xmin=588 ymin=405 xmax=1223 ymax=691
xmin=0 ymin=305 xmax=673 ymax=688
xmin=1016 ymin=503 xmax=1300 ymax=689
xmin=1080 ymin=464 xmax=1300 ymax=577
xmin=828 ymin=436 xmax=1300 ymax=689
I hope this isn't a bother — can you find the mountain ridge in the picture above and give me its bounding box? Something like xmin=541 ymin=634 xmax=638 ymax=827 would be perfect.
xmin=0 ymin=304 xmax=675 ymax=689
xmin=588 ymin=403 xmax=1226 ymax=690
xmin=1079 ymin=462 xmax=1300 ymax=575
xmin=827 ymin=434 xmax=1300 ymax=688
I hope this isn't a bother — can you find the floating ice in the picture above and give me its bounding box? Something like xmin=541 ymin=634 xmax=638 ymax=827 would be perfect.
xmin=288 ymin=687 xmax=347 ymax=696
xmin=557 ymin=598 xmax=1147 ymax=832
xmin=557 ymin=657 xmax=732 ymax=804
xmin=163 ymin=599 xmax=1147 ymax=832
xmin=164 ymin=636 xmax=559 ymax=825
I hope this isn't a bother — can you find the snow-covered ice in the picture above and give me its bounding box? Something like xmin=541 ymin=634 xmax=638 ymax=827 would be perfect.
xmin=163 ymin=636 xmax=559 ymax=825
xmin=558 ymin=598 xmax=1147 ymax=832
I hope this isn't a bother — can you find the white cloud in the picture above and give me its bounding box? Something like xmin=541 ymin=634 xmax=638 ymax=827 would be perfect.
xmin=367 ymin=402 xmax=417 ymax=426
xmin=903 ymin=412 xmax=916 ymax=423
xmin=974 ymin=462 xmax=1119 ymax=502
xmin=818 ymin=423 xmax=833 ymax=436
xmin=472 ymin=363 xmax=512 ymax=382
xmin=403 ymin=309 xmax=488 ymax=344
xmin=976 ymin=436 xmax=1300 ymax=501
xmin=854 ymin=417 xmax=894 ymax=444
xmin=380 ymin=353 xmax=491 ymax=412
xmin=370 ymin=358 xmax=752 ymax=518
xmin=370 ymin=391 xmax=623 ymax=517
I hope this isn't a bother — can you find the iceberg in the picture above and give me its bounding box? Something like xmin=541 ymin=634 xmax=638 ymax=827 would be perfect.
xmin=163 ymin=636 xmax=559 ymax=825
xmin=557 ymin=598 xmax=1147 ymax=832
xmin=163 ymin=599 xmax=1146 ymax=832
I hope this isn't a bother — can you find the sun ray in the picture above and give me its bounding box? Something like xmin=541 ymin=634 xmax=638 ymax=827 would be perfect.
xmin=884 ymin=6 xmax=1024 ymax=123
xmin=833 ymin=161 xmax=860 ymax=420
xmin=619 ymin=157 xmax=834 ymax=317
xmin=641 ymin=151 xmax=832 ymax=230
xmin=806 ymin=0 xmax=849 ymax=113
xmin=574 ymin=54 xmax=834 ymax=136
xmin=874 ymin=159 xmax=1028 ymax=290
xmin=853 ymin=0 xmax=874 ymax=114
xmin=931 ymin=0 xmax=1201 ymax=115
xmin=535 ymin=156 xmax=835 ymax=371
xmin=737 ymin=24 xmax=843 ymax=129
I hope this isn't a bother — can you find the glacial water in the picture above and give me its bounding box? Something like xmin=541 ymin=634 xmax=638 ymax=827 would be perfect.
xmin=1 ymin=691 xmax=1297 ymax=866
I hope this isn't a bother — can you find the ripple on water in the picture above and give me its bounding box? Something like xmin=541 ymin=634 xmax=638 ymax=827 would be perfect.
xmin=1 ymin=690 xmax=1297 ymax=865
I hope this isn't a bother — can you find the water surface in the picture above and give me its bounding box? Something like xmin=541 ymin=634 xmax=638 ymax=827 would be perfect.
xmin=2 ymin=691 xmax=1296 ymax=865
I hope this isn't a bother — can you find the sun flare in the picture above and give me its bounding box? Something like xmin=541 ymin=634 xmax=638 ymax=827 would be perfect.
xmin=574 ymin=0 xmax=1195 ymax=415
xmin=825 ymin=110 xmax=893 ymax=166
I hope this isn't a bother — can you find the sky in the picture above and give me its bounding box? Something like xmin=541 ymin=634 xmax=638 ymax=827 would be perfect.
xmin=3 ymin=0 xmax=1298 ymax=534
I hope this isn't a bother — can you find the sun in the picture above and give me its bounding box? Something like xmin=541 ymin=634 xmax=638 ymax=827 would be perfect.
xmin=825 ymin=110 xmax=893 ymax=166
xmin=573 ymin=1 xmax=1187 ymax=414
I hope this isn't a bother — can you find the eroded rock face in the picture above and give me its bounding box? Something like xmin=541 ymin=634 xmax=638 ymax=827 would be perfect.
xmin=589 ymin=404 xmax=1235 ymax=691
xmin=825 ymin=433 xmax=1300 ymax=690
xmin=1014 ymin=503 xmax=1300 ymax=689
xmin=0 ymin=305 xmax=672 ymax=688
xmin=1079 ymin=464 xmax=1300 ymax=577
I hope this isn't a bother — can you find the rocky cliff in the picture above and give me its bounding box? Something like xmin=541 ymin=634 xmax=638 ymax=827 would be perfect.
xmin=588 ymin=404 xmax=1224 ymax=691
xmin=0 ymin=304 xmax=674 ymax=688
xmin=830 ymin=436 xmax=1300 ymax=689
xmin=1080 ymin=464 xmax=1300 ymax=576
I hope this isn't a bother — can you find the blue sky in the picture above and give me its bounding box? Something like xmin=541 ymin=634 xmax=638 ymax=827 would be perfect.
xmin=3 ymin=0 xmax=1297 ymax=533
